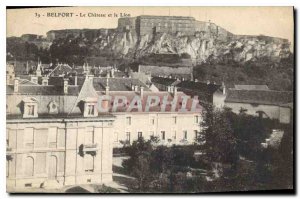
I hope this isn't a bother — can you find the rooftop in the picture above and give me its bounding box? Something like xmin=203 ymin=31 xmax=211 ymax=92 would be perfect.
xmin=225 ymin=89 xmax=293 ymax=106
xmin=234 ymin=85 xmax=270 ymax=90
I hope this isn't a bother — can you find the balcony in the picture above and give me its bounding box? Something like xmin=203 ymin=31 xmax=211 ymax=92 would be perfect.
xmin=79 ymin=143 xmax=99 ymax=157
xmin=82 ymin=143 xmax=98 ymax=152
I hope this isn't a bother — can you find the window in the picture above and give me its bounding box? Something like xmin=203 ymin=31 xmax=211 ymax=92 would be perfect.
xmin=24 ymin=128 xmax=34 ymax=147
xmin=150 ymin=117 xmax=155 ymax=125
xmin=83 ymin=98 xmax=97 ymax=117
xmin=114 ymin=132 xmax=118 ymax=143
xmin=85 ymin=127 xmax=94 ymax=145
xmin=6 ymin=160 xmax=9 ymax=177
xmin=173 ymin=116 xmax=177 ymax=124
xmin=6 ymin=129 xmax=9 ymax=147
xmin=87 ymin=105 xmax=95 ymax=115
xmin=161 ymin=131 xmax=165 ymax=140
xmin=194 ymin=116 xmax=200 ymax=124
xmin=23 ymin=97 xmax=38 ymax=118
xmin=48 ymin=127 xmax=57 ymax=148
xmin=149 ymin=131 xmax=154 ymax=139
xmin=173 ymin=131 xmax=177 ymax=140
xmin=126 ymin=117 xmax=131 ymax=125
xmin=138 ymin=132 xmax=143 ymax=139
xmin=27 ymin=105 xmax=35 ymax=116
xmin=194 ymin=130 xmax=199 ymax=139
xmin=25 ymin=156 xmax=34 ymax=176
xmin=126 ymin=132 xmax=131 ymax=143
xmin=48 ymin=101 xmax=59 ymax=114
xmin=84 ymin=155 xmax=94 ymax=172
xmin=183 ymin=130 xmax=187 ymax=140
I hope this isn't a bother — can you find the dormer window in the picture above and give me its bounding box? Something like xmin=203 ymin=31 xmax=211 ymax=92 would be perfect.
xmin=23 ymin=97 xmax=38 ymax=118
xmin=28 ymin=105 xmax=35 ymax=116
xmin=48 ymin=101 xmax=59 ymax=114
xmin=87 ymin=105 xmax=95 ymax=115
xmin=83 ymin=97 xmax=98 ymax=117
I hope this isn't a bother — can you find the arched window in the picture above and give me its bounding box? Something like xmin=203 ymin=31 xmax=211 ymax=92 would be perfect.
xmin=25 ymin=156 xmax=34 ymax=176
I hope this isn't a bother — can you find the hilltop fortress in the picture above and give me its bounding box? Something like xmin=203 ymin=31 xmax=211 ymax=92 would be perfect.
xmin=46 ymin=15 xmax=234 ymax=41
xmin=12 ymin=15 xmax=290 ymax=64
xmin=117 ymin=15 xmax=234 ymax=40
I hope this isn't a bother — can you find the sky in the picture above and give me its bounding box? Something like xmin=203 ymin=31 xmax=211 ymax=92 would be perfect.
xmin=7 ymin=7 xmax=294 ymax=47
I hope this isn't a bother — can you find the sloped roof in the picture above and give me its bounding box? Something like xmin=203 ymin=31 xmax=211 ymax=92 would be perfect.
xmin=151 ymin=76 xmax=180 ymax=86
xmin=6 ymin=85 xmax=80 ymax=95
xmin=48 ymin=64 xmax=72 ymax=76
xmin=234 ymin=85 xmax=269 ymax=90
xmin=225 ymin=89 xmax=293 ymax=106
xmin=93 ymin=78 xmax=151 ymax=92
xmin=19 ymin=79 xmax=38 ymax=85
xmin=176 ymin=81 xmax=221 ymax=94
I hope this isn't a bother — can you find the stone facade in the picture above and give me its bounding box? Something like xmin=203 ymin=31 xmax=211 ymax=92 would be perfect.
xmin=6 ymin=118 xmax=114 ymax=190
xmin=112 ymin=112 xmax=202 ymax=148
xmin=117 ymin=15 xmax=233 ymax=39
xmin=6 ymin=74 xmax=204 ymax=191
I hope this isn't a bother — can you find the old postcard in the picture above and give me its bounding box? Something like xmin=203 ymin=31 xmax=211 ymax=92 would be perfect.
xmin=6 ymin=6 xmax=294 ymax=193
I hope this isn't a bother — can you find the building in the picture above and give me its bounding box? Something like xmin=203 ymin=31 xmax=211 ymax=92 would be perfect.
xmin=91 ymin=77 xmax=203 ymax=147
xmin=139 ymin=64 xmax=193 ymax=81
xmin=151 ymin=76 xmax=223 ymax=106
xmin=117 ymin=15 xmax=233 ymax=39
xmin=221 ymin=86 xmax=293 ymax=124
xmin=6 ymin=77 xmax=115 ymax=190
xmin=7 ymin=72 xmax=203 ymax=190
xmin=6 ymin=63 xmax=15 ymax=85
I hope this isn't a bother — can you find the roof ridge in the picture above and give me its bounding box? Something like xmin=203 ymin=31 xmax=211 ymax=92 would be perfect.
xmin=229 ymin=88 xmax=293 ymax=93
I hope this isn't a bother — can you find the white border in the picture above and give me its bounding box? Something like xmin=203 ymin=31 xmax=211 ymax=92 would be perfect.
xmin=1 ymin=0 xmax=299 ymax=198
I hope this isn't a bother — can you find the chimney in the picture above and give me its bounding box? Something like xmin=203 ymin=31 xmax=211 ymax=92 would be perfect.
xmin=111 ymin=68 xmax=115 ymax=78
xmin=74 ymin=74 xmax=78 ymax=86
xmin=222 ymin=82 xmax=226 ymax=95
xmin=42 ymin=76 xmax=49 ymax=85
xmin=26 ymin=61 xmax=29 ymax=74
xmin=14 ymin=77 xmax=19 ymax=93
xmin=170 ymin=85 xmax=174 ymax=93
xmin=167 ymin=86 xmax=171 ymax=92
xmin=64 ymin=78 xmax=69 ymax=94
xmin=140 ymin=86 xmax=144 ymax=99
xmin=173 ymin=86 xmax=178 ymax=96
xmin=105 ymin=78 xmax=109 ymax=95
xmin=207 ymin=80 xmax=210 ymax=85
xmin=134 ymin=85 xmax=138 ymax=92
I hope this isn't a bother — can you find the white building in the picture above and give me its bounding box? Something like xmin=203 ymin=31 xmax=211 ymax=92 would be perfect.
xmin=6 ymin=75 xmax=203 ymax=191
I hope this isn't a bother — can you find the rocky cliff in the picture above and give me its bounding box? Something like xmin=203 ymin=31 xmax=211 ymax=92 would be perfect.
xmin=93 ymin=29 xmax=291 ymax=64
xmin=8 ymin=19 xmax=291 ymax=65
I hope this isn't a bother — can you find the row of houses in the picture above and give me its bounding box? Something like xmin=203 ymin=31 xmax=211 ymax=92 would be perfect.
xmin=151 ymin=76 xmax=293 ymax=124
xmin=6 ymin=62 xmax=293 ymax=190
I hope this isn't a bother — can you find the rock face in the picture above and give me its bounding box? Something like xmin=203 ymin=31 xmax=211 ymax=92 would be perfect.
xmin=89 ymin=29 xmax=291 ymax=64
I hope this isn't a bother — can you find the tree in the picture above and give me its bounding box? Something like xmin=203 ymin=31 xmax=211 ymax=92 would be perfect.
xmin=199 ymin=105 xmax=238 ymax=178
xmin=122 ymin=137 xmax=155 ymax=192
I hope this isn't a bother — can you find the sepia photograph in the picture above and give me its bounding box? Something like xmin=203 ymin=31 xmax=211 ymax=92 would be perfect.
xmin=5 ymin=6 xmax=294 ymax=193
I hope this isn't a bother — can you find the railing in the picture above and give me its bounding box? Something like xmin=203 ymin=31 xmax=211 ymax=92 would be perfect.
xmin=82 ymin=143 xmax=98 ymax=152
